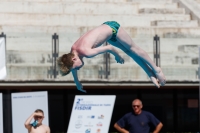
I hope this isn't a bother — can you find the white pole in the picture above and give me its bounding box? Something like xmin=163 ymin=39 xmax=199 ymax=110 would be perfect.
xmin=0 ymin=37 xmax=6 ymax=80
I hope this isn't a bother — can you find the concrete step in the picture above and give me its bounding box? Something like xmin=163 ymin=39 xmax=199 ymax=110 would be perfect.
xmin=5 ymin=32 xmax=200 ymax=52
xmin=6 ymin=48 xmax=198 ymax=67
xmin=2 ymin=26 xmax=200 ymax=39
xmin=129 ymin=0 xmax=173 ymax=4
xmin=25 ymin=38 xmax=200 ymax=54
xmin=151 ymin=20 xmax=198 ymax=27
xmin=6 ymin=51 xmax=104 ymax=65
xmin=5 ymin=36 xmax=199 ymax=78
xmin=5 ymin=63 xmax=198 ymax=81
xmin=126 ymin=27 xmax=200 ymax=38
xmin=109 ymin=65 xmax=198 ymax=80
xmin=6 ymin=51 xmax=52 ymax=64
xmin=0 ymin=2 xmax=138 ymax=15
xmin=0 ymin=14 xmax=191 ymax=27
xmin=0 ymin=0 xmax=174 ymax=4
xmin=179 ymin=0 xmax=200 ymax=20
xmin=6 ymin=64 xmax=51 ymax=80
xmin=161 ymin=66 xmax=198 ymax=80
xmin=0 ymin=2 xmax=179 ymax=15
xmin=6 ymin=38 xmax=200 ymax=58
xmin=0 ymin=0 xmax=127 ymax=2
xmin=5 ymin=64 xmax=146 ymax=81
xmin=139 ymin=8 xmax=185 ymax=14
xmin=138 ymin=3 xmax=178 ymax=9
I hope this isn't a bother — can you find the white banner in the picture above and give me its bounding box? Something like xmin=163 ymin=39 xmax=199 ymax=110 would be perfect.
xmin=11 ymin=91 xmax=49 ymax=133
xmin=0 ymin=93 xmax=3 ymax=133
xmin=67 ymin=95 xmax=116 ymax=133
xmin=0 ymin=37 xmax=6 ymax=80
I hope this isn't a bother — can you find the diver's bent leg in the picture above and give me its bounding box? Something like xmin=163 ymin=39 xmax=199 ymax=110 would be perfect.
xmin=110 ymin=41 xmax=160 ymax=88
xmin=127 ymin=51 xmax=160 ymax=88
xmin=116 ymin=27 xmax=166 ymax=86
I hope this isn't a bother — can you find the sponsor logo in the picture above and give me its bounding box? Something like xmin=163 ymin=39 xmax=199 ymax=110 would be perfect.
xmin=76 ymin=98 xmax=83 ymax=104
xmin=97 ymin=129 xmax=101 ymax=133
xmin=97 ymin=122 xmax=102 ymax=127
xmin=87 ymin=115 xmax=95 ymax=119
xmin=75 ymin=120 xmax=82 ymax=129
xmin=85 ymin=128 xmax=91 ymax=133
xmin=98 ymin=115 xmax=104 ymax=119
xmin=84 ymin=122 xmax=93 ymax=127
xmin=75 ymin=98 xmax=92 ymax=110
xmin=78 ymin=115 xmax=82 ymax=119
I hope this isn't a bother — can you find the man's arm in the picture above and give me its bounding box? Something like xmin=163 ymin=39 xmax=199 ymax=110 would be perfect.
xmin=153 ymin=122 xmax=163 ymax=133
xmin=71 ymin=69 xmax=86 ymax=93
xmin=114 ymin=123 xmax=129 ymax=133
xmin=46 ymin=126 xmax=50 ymax=133
xmin=24 ymin=113 xmax=35 ymax=130
xmin=85 ymin=45 xmax=124 ymax=63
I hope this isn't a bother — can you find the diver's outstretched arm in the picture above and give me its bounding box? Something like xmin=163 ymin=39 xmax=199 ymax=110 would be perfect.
xmin=72 ymin=70 xmax=86 ymax=93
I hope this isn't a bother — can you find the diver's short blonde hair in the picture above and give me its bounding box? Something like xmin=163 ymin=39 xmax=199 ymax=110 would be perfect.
xmin=57 ymin=53 xmax=74 ymax=76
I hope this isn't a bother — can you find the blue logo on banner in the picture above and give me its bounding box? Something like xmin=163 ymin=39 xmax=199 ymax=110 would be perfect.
xmin=87 ymin=115 xmax=95 ymax=119
xmin=76 ymin=98 xmax=83 ymax=104
xmin=75 ymin=98 xmax=93 ymax=110
xmin=85 ymin=128 xmax=91 ymax=133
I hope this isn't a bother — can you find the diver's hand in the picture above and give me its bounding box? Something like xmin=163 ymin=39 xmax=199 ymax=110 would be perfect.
xmin=115 ymin=55 xmax=124 ymax=64
xmin=76 ymin=82 xmax=86 ymax=93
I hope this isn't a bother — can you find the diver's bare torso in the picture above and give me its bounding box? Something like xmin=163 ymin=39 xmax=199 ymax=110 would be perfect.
xmin=29 ymin=125 xmax=48 ymax=133
xmin=71 ymin=24 xmax=113 ymax=56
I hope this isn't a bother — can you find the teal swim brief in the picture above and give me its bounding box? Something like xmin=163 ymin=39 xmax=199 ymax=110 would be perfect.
xmin=103 ymin=21 xmax=120 ymax=42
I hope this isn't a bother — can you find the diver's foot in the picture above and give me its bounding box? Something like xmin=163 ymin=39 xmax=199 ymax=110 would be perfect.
xmin=155 ymin=67 xmax=166 ymax=86
xmin=150 ymin=76 xmax=160 ymax=88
